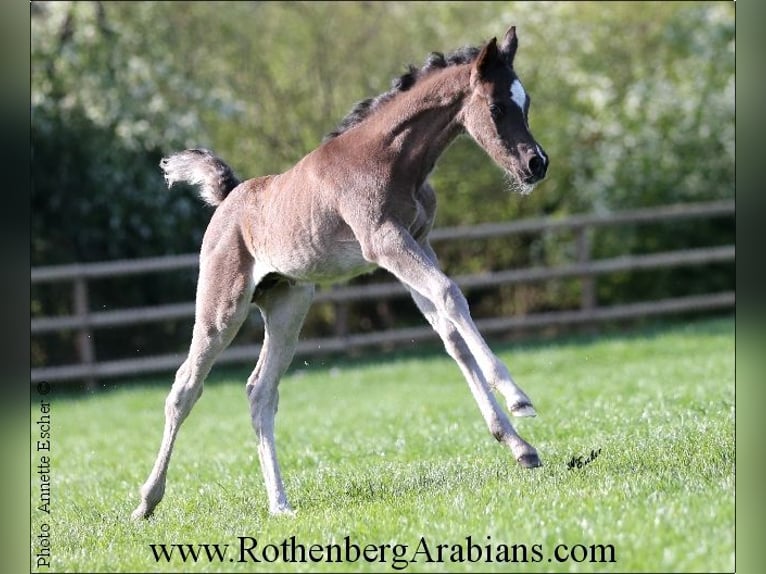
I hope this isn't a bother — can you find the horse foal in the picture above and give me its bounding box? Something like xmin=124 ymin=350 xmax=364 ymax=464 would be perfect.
xmin=133 ymin=24 xmax=548 ymax=519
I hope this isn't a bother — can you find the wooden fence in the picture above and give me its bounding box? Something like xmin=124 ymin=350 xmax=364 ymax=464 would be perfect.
xmin=31 ymin=200 xmax=735 ymax=384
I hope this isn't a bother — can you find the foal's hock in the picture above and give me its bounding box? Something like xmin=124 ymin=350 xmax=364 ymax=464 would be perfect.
xmin=133 ymin=24 xmax=548 ymax=519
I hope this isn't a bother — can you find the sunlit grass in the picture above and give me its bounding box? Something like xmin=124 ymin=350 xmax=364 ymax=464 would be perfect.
xmin=31 ymin=317 xmax=734 ymax=572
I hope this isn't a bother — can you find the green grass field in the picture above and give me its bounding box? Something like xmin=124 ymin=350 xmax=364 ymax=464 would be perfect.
xmin=31 ymin=317 xmax=734 ymax=572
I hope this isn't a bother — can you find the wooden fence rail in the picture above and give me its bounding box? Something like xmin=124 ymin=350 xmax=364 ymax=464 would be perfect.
xmin=31 ymin=200 xmax=735 ymax=384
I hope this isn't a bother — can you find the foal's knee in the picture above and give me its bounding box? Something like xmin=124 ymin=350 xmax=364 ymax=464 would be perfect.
xmin=438 ymin=281 xmax=470 ymax=322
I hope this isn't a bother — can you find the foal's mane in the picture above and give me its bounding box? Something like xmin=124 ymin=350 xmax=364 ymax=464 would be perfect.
xmin=323 ymin=45 xmax=481 ymax=142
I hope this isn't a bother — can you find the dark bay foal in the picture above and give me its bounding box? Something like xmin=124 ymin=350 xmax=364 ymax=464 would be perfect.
xmin=133 ymin=24 xmax=548 ymax=519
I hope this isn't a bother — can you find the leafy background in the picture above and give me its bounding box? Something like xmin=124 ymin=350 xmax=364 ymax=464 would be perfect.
xmin=30 ymin=1 xmax=735 ymax=369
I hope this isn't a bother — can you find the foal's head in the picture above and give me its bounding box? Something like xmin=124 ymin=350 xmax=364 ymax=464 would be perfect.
xmin=461 ymin=26 xmax=548 ymax=194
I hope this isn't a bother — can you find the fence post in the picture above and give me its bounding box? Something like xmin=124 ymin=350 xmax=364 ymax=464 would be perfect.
xmin=576 ymin=226 xmax=596 ymax=312
xmin=73 ymin=276 xmax=97 ymax=390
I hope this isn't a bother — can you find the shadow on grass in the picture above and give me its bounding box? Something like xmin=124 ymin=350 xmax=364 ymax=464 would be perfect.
xmin=284 ymin=456 xmax=542 ymax=513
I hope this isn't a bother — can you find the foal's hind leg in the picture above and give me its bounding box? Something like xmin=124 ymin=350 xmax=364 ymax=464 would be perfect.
xmin=246 ymin=282 xmax=314 ymax=515
xmin=131 ymin=239 xmax=254 ymax=520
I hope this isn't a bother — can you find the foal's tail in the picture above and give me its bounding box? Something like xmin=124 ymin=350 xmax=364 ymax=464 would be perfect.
xmin=160 ymin=148 xmax=241 ymax=207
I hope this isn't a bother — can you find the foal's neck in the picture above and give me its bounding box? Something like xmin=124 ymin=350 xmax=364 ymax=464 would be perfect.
xmin=375 ymin=65 xmax=471 ymax=182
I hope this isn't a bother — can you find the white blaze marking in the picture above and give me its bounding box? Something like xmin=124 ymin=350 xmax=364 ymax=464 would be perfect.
xmin=510 ymin=79 xmax=527 ymax=114
xmin=536 ymin=144 xmax=547 ymax=163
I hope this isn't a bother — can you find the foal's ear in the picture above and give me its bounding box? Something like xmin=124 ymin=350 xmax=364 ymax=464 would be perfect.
xmin=474 ymin=37 xmax=500 ymax=79
xmin=499 ymin=25 xmax=518 ymax=65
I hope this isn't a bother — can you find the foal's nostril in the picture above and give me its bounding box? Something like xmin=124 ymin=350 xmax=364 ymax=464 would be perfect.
xmin=528 ymin=155 xmax=546 ymax=179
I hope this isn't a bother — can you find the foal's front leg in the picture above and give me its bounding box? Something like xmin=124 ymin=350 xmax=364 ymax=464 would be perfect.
xmin=364 ymin=223 xmax=540 ymax=466
xmin=416 ymin=241 xmax=536 ymax=417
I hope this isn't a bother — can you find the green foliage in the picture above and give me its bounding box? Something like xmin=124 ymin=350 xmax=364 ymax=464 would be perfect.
xmin=32 ymin=1 xmax=735 ymax=209
xmin=31 ymin=107 xmax=209 ymax=265
xmin=30 ymin=1 xmax=735 ymax=367
xmin=31 ymin=317 xmax=734 ymax=572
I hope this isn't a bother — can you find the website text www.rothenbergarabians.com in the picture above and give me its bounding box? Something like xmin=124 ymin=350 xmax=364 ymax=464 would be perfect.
xmin=149 ymin=535 xmax=616 ymax=569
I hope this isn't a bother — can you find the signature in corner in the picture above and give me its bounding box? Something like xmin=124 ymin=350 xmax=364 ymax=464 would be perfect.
xmin=567 ymin=448 xmax=602 ymax=470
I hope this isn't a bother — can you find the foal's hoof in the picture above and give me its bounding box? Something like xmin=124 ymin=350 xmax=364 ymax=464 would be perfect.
xmin=517 ymin=452 xmax=542 ymax=468
xmin=131 ymin=503 xmax=153 ymax=521
xmin=269 ymin=504 xmax=297 ymax=517
xmin=510 ymin=402 xmax=537 ymax=418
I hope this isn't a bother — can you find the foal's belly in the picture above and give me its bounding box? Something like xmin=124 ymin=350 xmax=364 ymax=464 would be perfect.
xmin=263 ymin=234 xmax=376 ymax=285
xmin=294 ymin=240 xmax=376 ymax=284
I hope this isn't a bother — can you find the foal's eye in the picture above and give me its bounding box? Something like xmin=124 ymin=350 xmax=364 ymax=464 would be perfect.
xmin=489 ymin=103 xmax=506 ymax=120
